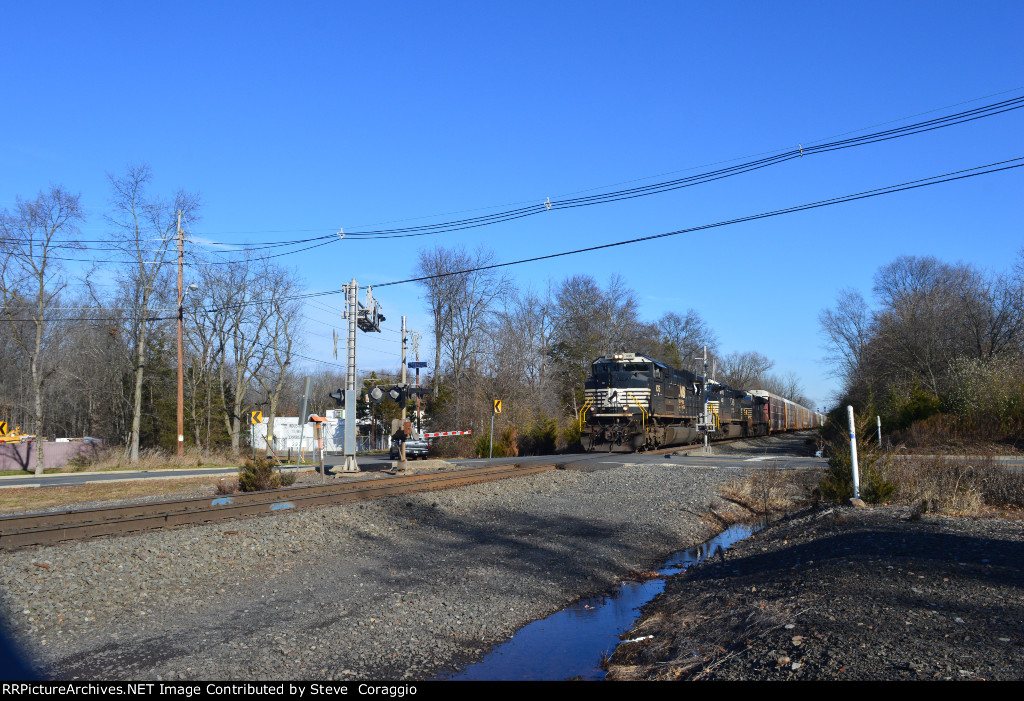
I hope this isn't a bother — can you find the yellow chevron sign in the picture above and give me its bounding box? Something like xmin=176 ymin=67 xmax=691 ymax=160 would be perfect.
xmin=0 ymin=421 xmax=6 ymax=437
xmin=493 ymin=400 xmax=502 ymax=414
xmin=251 ymin=411 xmax=263 ymax=425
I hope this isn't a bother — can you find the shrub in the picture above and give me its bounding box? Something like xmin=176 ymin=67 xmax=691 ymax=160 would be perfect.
xmin=817 ymin=436 xmax=894 ymax=504
xmin=520 ymin=415 xmax=559 ymax=455
xmin=279 ymin=471 xmax=297 ymax=487
xmin=561 ymin=421 xmax=582 ymax=451
xmin=62 ymin=454 xmax=93 ymax=472
xmin=474 ymin=434 xmax=507 ymax=458
xmin=238 ymin=455 xmax=281 ymax=492
xmin=216 ymin=477 xmax=238 ymax=495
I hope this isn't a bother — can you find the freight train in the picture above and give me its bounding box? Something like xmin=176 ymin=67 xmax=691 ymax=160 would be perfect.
xmin=578 ymin=352 xmax=824 ymax=452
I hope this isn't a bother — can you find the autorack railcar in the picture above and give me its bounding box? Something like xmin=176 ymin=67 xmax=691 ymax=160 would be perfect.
xmin=579 ymin=353 xmax=824 ymax=452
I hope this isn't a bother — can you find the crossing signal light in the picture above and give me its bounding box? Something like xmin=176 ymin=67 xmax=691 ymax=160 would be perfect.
xmin=368 ymin=386 xmax=385 ymax=404
xmin=329 ymin=389 xmax=345 ymax=407
xmin=387 ymin=384 xmax=408 ymax=404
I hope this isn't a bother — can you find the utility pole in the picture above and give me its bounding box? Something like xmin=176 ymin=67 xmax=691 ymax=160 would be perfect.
xmin=400 ymin=316 xmax=407 ymax=424
xmin=176 ymin=210 xmax=184 ymax=459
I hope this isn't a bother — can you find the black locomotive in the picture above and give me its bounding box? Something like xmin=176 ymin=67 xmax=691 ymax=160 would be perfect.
xmin=579 ymin=353 xmax=823 ymax=452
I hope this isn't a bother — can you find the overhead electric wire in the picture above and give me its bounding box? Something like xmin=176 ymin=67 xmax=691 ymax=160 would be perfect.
xmin=136 ymin=93 xmax=1024 ymax=254
xmin=351 ymin=157 xmax=1024 ymax=290
xmin=176 ymin=85 xmax=1024 ymax=240
xmin=4 ymin=94 xmax=1021 ymax=266
xmin=7 ymin=155 xmax=1023 ymax=323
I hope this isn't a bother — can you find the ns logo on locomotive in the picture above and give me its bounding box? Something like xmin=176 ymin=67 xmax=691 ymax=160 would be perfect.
xmin=578 ymin=353 xmax=824 ymax=452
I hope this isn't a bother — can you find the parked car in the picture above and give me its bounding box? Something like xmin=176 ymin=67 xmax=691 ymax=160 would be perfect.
xmin=390 ymin=437 xmax=430 ymax=460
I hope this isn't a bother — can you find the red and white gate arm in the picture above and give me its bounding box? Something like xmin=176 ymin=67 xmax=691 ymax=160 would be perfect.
xmin=422 ymin=430 xmax=473 ymax=438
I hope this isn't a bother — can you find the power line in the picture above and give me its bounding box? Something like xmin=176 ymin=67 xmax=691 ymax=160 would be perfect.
xmin=354 ymin=157 xmax=1024 ymax=288
xmin=4 ymin=94 xmax=1021 ymax=270
xmin=170 ymin=85 xmax=1024 ymax=238
xmin=8 ymin=155 xmax=1022 ymax=322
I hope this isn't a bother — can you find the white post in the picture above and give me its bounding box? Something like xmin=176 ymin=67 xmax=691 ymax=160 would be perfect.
xmin=847 ymin=405 xmax=860 ymax=499
xmin=877 ymin=415 xmax=882 ymax=449
xmin=489 ymin=414 xmax=495 ymax=459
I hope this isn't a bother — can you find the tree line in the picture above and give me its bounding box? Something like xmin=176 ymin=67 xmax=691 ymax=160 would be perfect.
xmin=0 ymin=167 xmax=305 ymax=471
xmin=2 ymin=168 xmax=818 ymax=467
xmin=413 ymin=245 xmax=814 ymax=456
xmin=819 ymin=251 xmax=1024 ymax=446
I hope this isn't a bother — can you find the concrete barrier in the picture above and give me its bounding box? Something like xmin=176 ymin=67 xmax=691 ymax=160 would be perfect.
xmin=0 ymin=440 xmax=103 ymax=472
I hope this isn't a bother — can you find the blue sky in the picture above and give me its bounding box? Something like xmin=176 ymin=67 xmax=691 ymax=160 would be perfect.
xmin=3 ymin=1 xmax=1023 ymax=410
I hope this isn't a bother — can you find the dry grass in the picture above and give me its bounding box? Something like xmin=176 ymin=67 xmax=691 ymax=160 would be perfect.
xmin=875 ymin=453 xmax=1024 ymax=516
xmin=720 ymin=463 xmax=819 ymax=517
xmin=0 ymin=475 xmax=225 ymax=515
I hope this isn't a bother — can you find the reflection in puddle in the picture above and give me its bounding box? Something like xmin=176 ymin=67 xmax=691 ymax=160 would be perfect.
xmin=448 ymin=521 xmax=763 ymax=681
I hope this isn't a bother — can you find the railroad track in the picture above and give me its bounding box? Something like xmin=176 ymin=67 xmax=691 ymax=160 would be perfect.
xmin=0 ymin=462 xmax=555 ymax=549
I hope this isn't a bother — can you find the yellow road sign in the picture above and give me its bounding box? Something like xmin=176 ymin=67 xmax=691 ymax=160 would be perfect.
xmin=251 ymin=410 xmax=263 ymax=425
xmin=493 ymin=400 xmax=502 ymax=414
xmin=0 ymin=421 xmax=6 ymax=436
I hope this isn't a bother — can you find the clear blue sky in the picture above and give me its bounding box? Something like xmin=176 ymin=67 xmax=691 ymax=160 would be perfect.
xmin=3 ymin=1 xmax=1023 ymax=410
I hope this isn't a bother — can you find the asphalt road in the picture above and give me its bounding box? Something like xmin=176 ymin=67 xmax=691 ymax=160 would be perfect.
xmin=3 ymin=431 xmax=1018 ymax=489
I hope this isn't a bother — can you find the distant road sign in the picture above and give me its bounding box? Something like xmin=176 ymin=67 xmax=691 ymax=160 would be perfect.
xmin=251 ymin=411 xmax=263 ymax=425
xmin=0 ymin=421 xmax=6 ymax=437
xmin=407 ymin=361 xmax=428 ymax=369
xmin=493 ymin=400 xmax=502 ymax=414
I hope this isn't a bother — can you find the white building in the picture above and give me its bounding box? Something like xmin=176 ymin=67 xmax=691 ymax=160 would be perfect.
xmin=251 ymin=410 xmax=347 ymax=453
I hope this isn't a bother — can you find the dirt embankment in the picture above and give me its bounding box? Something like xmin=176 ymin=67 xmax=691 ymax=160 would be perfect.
xmin=606 ymin=505 xmax=1024 ymax=680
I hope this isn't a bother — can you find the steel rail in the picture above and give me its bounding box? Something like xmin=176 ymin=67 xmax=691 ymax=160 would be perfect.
xmin=0 ymin=462 xmax=555 ymax=549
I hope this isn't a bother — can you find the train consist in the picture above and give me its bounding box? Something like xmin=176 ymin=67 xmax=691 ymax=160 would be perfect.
xmin=579 ymin=352 xmax=824 ymax=452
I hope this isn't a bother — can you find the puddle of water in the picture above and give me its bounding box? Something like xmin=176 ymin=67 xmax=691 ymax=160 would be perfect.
xmin=445 ymin=520 xmax=763 ymax=681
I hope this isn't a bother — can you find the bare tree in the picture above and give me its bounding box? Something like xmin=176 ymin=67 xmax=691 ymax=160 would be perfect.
xmin=196 ymin=256 xmax=276 ymax=455
xmin=656 ymin=309 xmax=719 ymax=371
xmin=819 ymin=288 xmax=874 ymax=397
xmin=550 ymin=274 xmax=649 ymax=413
xmin=0 ymin=186 xmax=83 ymax=472
xmin=107 ymin=164 xmax=199 ymax=462
xmin=415 ymin=245 xmax=511 ymax=427
xmin=415 ymin=247 xmax=462 ymax=396
xmin=254 ymin=271 xmax=304 ymax=454
xmin=489 ymin=286 xmax=559 ymax=424
xmin=717 ymin=350 xmax=774 ymax=390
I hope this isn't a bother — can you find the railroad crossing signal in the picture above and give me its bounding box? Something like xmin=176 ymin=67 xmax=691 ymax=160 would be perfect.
xmin=0 ymin=421 xmax=6 ymax=437
xmin=250 ymin=410 xmax=262 ymax=425
xmin=493 ymin=400 xmax=502 ymax=414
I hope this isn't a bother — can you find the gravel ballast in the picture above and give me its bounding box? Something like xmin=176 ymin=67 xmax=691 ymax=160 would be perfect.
xmin=1 ymin=460 xmax=746 ymax=680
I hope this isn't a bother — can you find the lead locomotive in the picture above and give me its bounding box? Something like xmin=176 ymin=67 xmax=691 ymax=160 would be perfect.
xmin=578 ymin=353 xmax=823 ymax=452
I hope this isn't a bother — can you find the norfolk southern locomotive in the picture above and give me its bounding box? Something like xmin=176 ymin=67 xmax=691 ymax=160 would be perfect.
xmin=579 ymin=353 xmax=824 ymax=452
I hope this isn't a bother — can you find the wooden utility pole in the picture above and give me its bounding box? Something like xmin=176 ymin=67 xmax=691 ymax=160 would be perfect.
xmin=176 ymin=210 xmax=185 ymax=458
xmin=401 ymin=316 xmax=407 ymax=423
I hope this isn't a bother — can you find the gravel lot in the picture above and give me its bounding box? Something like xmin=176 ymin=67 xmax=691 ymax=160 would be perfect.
xmin=606 ymin=504 xmax=1024 ymax=680
xmin=1 ymin=459 xmax=746 ymax=681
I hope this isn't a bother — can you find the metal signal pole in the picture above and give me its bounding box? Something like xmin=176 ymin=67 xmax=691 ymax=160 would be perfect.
xmin=176 ymin=210 xmax=184 ymax=458
xmin=696 ymin=345 xmax=710 ymax=454
xmin=341 ymin=280 xmax=359 ymax=473
xmin=411 ymin=331 xmax=421 ymax=434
